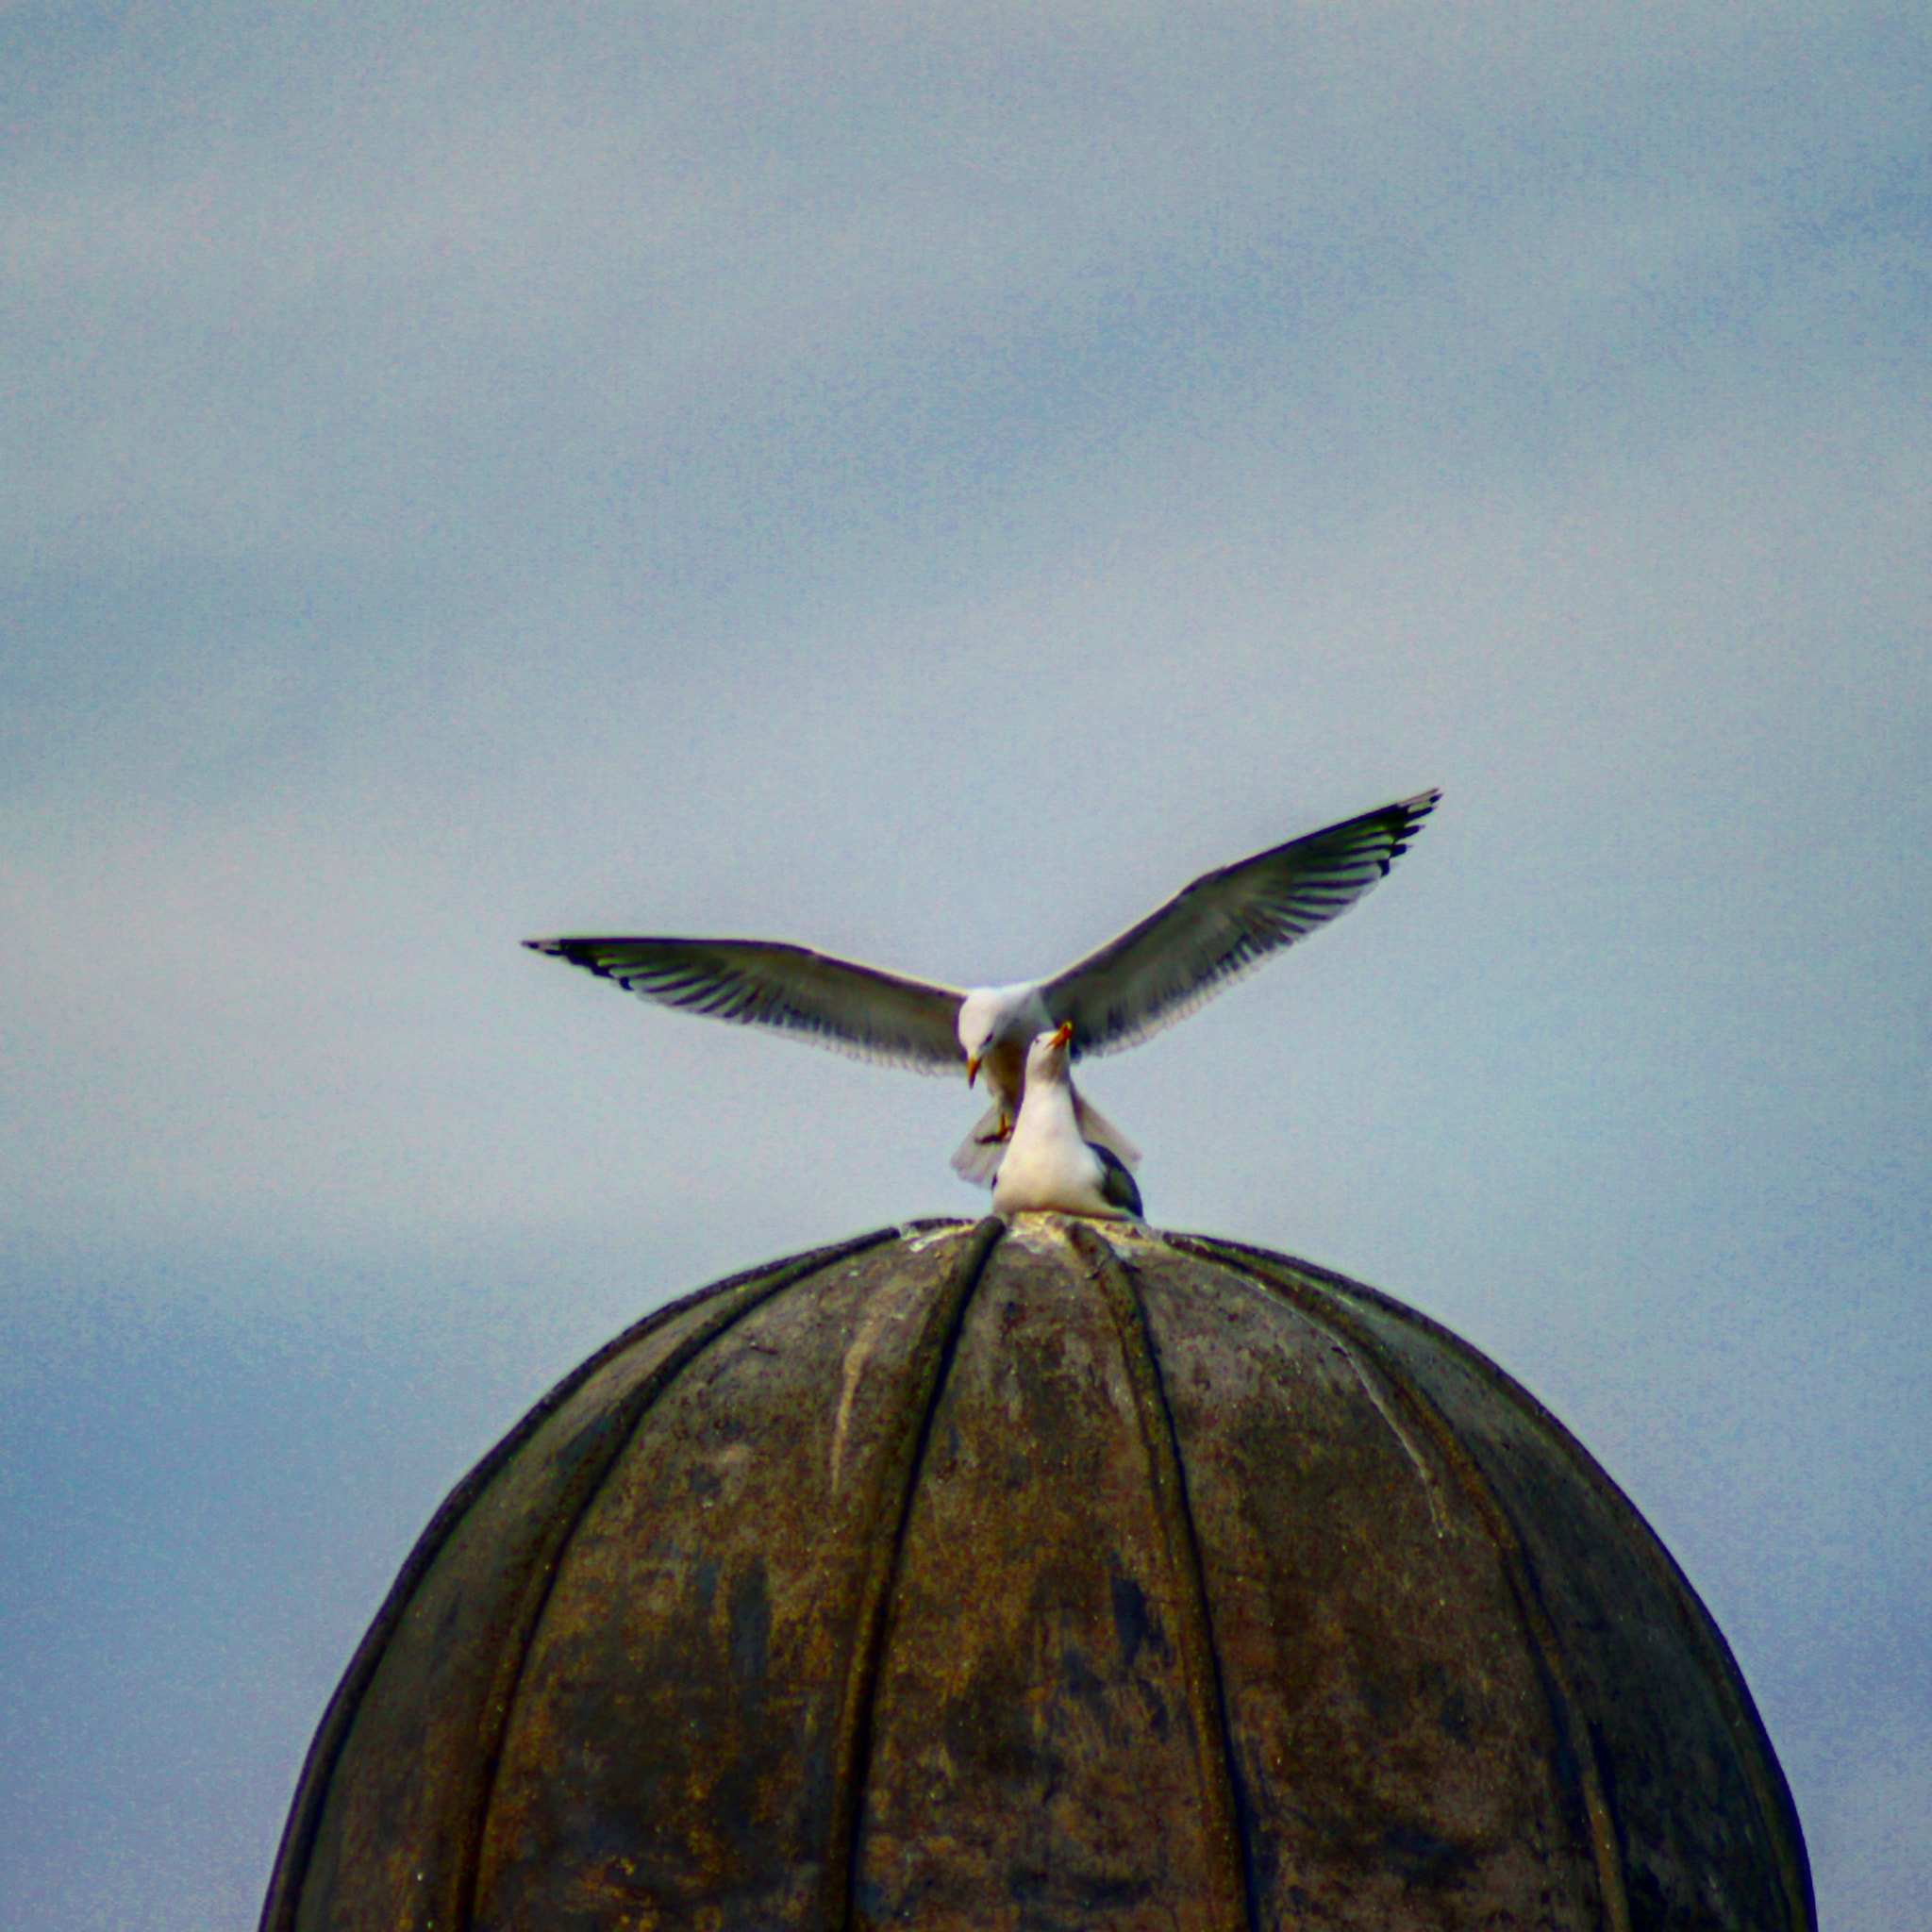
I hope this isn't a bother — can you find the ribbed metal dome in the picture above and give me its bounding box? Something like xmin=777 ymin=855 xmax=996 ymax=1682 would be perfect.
xmin=263 ymin=1217 xmax=1812 ymax=1931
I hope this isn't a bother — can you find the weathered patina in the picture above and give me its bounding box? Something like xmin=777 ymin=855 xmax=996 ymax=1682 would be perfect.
xmin=262 ymin=1217 xmax=1813 ymax=1931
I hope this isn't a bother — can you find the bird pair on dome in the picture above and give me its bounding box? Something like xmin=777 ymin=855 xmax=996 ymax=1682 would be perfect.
xmin=527 ymin=789 xmax=1441 ymax=1221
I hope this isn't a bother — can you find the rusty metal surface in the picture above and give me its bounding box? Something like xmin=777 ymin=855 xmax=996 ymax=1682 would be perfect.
xmin=471 ymin=1222 xmax=998 ymax=1930
xmin=262 ymin=1217 xmax=1813 ymax=1932
xmin=852 ymin=1226 xmax=1243 ymax=1931
xmin=1193 ymin=1238 xmax=1813 ymax=1930
xmin=1127 ymin=1238 xmax=1607 ymax=1929
xmin=277 ymin=1230 xmax=905 ymax=1932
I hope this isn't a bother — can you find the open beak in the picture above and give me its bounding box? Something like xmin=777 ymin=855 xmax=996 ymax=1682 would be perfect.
xmin=966 ymin=1055 xmax=981 ymax=1087
xmin=1051 ymin=1022 xmax=1074 ymax=1048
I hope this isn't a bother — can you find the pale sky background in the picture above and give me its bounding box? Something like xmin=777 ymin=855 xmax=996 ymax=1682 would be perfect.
xmin=2 ymin=4 xmax=1927 ymax=1926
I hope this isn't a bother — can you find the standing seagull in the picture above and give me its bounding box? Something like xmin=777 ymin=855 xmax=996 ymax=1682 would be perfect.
xmin=992 ymin=1024 xmax=1143 ymax=1221
xmin=526 ymin=787 xmax=1440 ymax=1184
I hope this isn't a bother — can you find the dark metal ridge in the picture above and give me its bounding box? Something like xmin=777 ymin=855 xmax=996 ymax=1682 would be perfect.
xmin=454 ymin=1227 xmax=922 ymax=1931
xmin=1069 ymin=1224 xmax=1257 ymax=1932
xmin=259 ymin=1223 xmax=905 ymax=1932
xmin=1182 ymin=1232 xmax=1815 ymax=1931
xmin=1163 ymin=1233 xmax=1636 ymax=1932
xmin=824 ymin=1215 xmax=1008 ymax=1932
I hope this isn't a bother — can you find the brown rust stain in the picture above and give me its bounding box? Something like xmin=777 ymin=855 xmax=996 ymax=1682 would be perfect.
xmin=822 ymin=1215 xmax=1007 ymax=1931
xmin=1133 ymin=1236 xmax=1607 ymax=1930
xmin=468 ymin=1224 xmax=998 ymax=1931
xmin=1172 ymin=1231 xmax=1814 ymax=1932
xmin=276 ymin=1228 xmax=899 ymax=1932
xmin=1266 ymin=1243 xmax=1816 ymax=1930
xmin=1067 ymin=1222 xmax=1254 ymax=1932
xmin=853 ymin=1226 xmax=1237 ymax=1930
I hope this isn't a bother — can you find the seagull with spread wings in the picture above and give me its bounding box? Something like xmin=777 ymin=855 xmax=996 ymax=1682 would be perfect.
xmin=526 ymin=788 xmax=1440 ymax=1188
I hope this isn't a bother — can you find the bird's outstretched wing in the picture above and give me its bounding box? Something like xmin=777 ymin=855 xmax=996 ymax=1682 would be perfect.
xmin=1041 ymin=789 xmax=1441 ymax=1057
xmin=525 ymin=936 xmax=967 ymax=1074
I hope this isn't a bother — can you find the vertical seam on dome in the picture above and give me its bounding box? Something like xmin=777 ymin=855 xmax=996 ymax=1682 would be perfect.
xmin=1165 ymin=1235 xmax=1635 ymax=1932
xmin=1323 ymin=1267 xmax=1812 ymax=1931
xmin=823 ymin=1214 xmax=1007 ymax=1932
xmin=1069 ymin=1224 xmax=1258 ymax=1932
xmin=1197 ymin=1237 xmax=1814 ymax=1930
xmin=258 ymin=1224 xmax=907 ymax=1932
xmin=406 ymin=1228 xmax=902 ymax=1932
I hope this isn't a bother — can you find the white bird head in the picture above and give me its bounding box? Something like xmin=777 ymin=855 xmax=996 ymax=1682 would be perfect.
xmin=957 ymin=984 xmax=1039 ymax=1085
xmin=1024 ymin=1021 xmax=1075 ymax=1086
xmin=957 ymin=991 xmax=999 ymax=1085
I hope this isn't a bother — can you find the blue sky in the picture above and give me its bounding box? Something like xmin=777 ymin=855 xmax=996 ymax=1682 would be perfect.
xmin=3 ymin=4 xmax=1928 ymax=1924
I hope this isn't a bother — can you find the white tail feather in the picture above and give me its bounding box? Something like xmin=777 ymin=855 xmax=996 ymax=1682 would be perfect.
xmin=950 ymin=1102 xmax=1009 ymax=1186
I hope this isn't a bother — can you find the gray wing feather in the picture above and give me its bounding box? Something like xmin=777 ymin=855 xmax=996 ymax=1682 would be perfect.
xmin=525 ymin=936 xmax=966 ymax=1074
xmin=1041 ymin=789 xmax=1441 ymax=1057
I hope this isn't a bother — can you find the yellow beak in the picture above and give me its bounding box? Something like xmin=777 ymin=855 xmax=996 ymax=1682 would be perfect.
xmin=966 ymin=1055 xmax=981 ymax=1086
